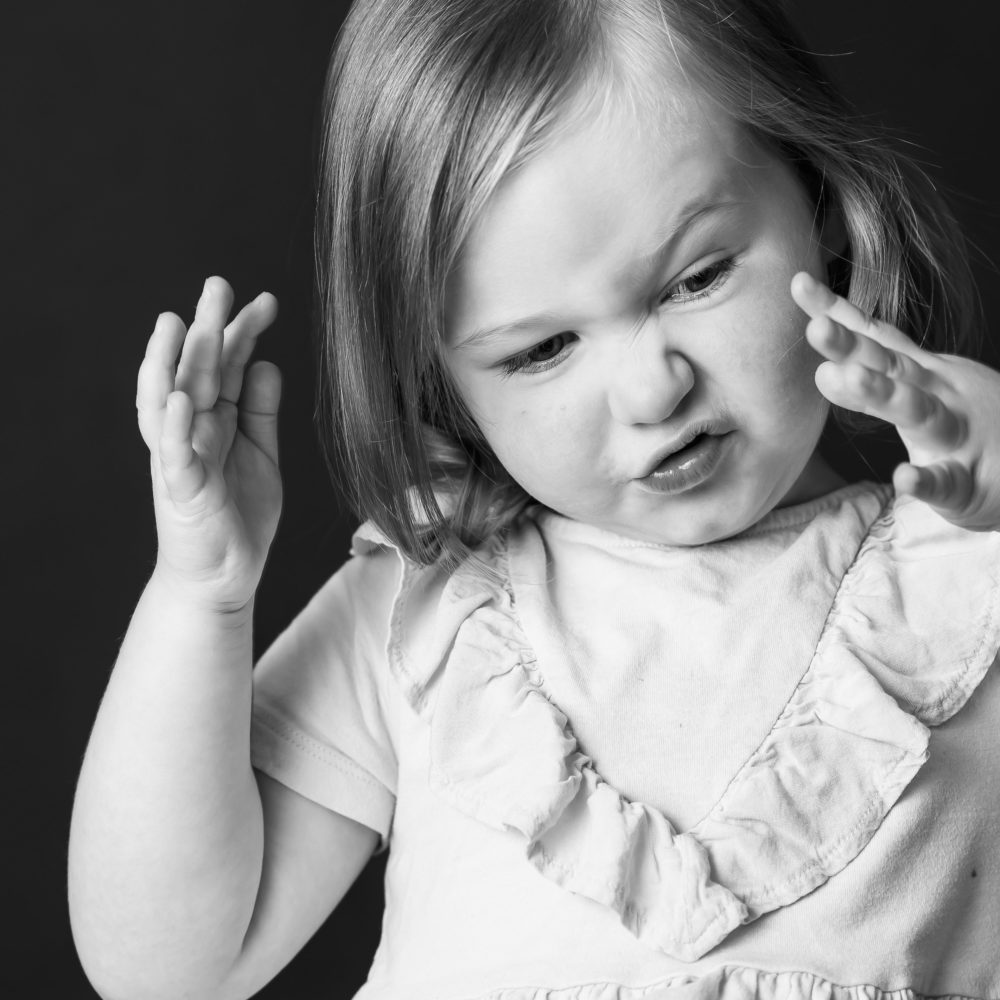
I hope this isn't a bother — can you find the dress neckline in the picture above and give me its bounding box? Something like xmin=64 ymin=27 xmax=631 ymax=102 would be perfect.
xmin=357 ymin=485 xmax=1000 ymax=961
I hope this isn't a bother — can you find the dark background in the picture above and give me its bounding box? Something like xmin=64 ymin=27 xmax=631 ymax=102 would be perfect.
xmin=8 ymin=3 xmax=999 ymax=997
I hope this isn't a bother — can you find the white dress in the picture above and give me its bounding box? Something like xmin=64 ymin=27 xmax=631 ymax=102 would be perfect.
xmin=251 ymin=483 xmax=1000 ymax=999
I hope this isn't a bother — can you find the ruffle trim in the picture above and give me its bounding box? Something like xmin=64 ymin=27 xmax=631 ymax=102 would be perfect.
xmin=435 ymin=964 xmax=991 ymax=1000
xmin=352 ymin=492 xmax=1000 ymax=962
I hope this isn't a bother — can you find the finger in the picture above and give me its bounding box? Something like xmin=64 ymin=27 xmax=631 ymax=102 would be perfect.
xmin=805 ymin=313 xmax=934 ymax=390
xmin=893 ymin=460 xmax=973 ymax=514
xmin=219 ymin=292 xmax=279 ymax=404
xmin=815 ymin=361 xmax=965 ymax=449
xmin=791 ymin=272 xmax=917 ymax=355
xmin=175 ymin=277 xmax=235 ymax=412
xmin=238 ymin=361 xmax=282 ymax=465
xmin=137 ymin=312 xmax=188 ymax=449
xmin=158 ymin=391 xmax=207 ymax=503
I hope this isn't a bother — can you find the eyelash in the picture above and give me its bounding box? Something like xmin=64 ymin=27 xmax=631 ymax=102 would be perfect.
xmin=660 ymin=255 xmax=738 ymax=305
xmin=499 ymin=255 xmax=739 ymax=377
xmin=500 ymin=332 xmax=577 ymax=378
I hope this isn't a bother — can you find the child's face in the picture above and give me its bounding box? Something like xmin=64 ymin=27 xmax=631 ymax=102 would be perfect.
xmin=444 ymin=87 xmax=841 ymax=546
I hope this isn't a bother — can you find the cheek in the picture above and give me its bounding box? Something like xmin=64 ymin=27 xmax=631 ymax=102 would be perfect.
xmin=476 ymin=396 xmax=596 ymax=495
xmin=720 ymin=298 xmax=824 ymax=416
xmin=757 ymin=288 xmax=811 ymax=366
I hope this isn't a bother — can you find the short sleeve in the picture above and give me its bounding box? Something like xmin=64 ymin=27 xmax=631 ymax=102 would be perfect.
xmin=250 ymin=545 xmax=403 ymax=844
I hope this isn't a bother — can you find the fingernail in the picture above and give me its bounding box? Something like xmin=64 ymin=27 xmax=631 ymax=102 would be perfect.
xmin=200 ymin=277 xmax=213 ymax=303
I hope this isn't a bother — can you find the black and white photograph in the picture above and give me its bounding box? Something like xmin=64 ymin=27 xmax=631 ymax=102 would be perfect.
xmin=10 ymin=2 xmax=1000 ymax=997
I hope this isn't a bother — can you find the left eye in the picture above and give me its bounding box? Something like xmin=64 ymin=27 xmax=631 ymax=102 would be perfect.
xmin=660 ymin=257 xmax=736 ymax=304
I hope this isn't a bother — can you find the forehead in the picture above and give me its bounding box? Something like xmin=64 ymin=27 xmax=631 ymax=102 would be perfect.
xmin=445 ymin=86 xmax=769 ymax=336
xmin=494 ymin=88 xmax=747 ymax=230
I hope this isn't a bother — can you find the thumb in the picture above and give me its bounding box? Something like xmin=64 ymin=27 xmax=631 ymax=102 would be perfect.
xmin=238 ymin=361 xmax=282 ymax=464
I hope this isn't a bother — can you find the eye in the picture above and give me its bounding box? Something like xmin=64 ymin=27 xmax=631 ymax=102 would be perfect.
xmin=500 ymin=332 xmax=576 ymax=377
xmin=660 ymin=256 xmax=738 ymax=305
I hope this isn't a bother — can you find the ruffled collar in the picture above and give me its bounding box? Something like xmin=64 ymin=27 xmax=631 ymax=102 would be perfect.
xmin=353 ymin=487 xmax=1000 ymax=961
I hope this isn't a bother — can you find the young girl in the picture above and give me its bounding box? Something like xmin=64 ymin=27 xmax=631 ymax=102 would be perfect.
xmin=69 ymin=1 xmax=1000 ymax=998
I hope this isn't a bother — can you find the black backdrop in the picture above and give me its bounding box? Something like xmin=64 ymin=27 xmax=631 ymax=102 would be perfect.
xmin=8 ymin=3 xmax=999 ymax=997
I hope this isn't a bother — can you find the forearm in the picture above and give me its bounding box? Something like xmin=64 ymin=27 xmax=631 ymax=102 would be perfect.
xmin=68 ymin=571 xmax=264 ymax=999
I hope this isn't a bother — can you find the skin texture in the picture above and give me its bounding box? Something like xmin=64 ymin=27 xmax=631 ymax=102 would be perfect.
xmin=795 ymin=272 xmax=1000 ymax=531
xmin=138 ymin=279 xmax=284 ymax=611
xmin=70 ymin=279 xmax=377 ymax=1000
xmin=444 ymin=86 xmax=1000 ymax=543
xmin=71 ymin=55 xmax=1000 ymax=1000
xmin=445 ymin=92 xmax=845 ymax=547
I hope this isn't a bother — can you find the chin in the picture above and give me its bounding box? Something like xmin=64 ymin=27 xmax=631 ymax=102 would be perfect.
xmin=629 ymin=509 xmax=754 ymax=548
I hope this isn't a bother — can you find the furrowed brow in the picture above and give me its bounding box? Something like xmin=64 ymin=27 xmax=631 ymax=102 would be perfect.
xmin=622 ymin=198 xmax=743 ymax=288
xmin=454 ymin=311 xmax=564 ymax=351
xmin=454 ymin=192 xmax=742 ymax=350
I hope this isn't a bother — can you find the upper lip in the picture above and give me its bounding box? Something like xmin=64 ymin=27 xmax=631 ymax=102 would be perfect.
xmin=636 ymin=421 xmax=727 ymax=478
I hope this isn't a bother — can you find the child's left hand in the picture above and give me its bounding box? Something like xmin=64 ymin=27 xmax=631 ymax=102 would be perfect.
xmin=791 ymin=272 xmax=1000 ymax=532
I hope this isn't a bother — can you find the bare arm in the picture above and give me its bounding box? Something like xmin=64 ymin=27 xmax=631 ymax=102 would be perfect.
xmin=68 ymin=279 xmax=376 ymax=1000
xmin=69 ymin=578 xmax=263 ymax=997
xmin=69 ymin=585 xmax=377 ymax=999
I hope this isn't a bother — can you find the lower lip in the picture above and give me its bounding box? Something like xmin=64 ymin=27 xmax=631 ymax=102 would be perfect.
xmin=637 ymin=433 xmax=733 ymax=495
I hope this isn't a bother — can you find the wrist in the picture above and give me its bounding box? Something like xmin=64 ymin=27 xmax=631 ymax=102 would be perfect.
xmin=148 ymin=562 xmax=257 ymax=627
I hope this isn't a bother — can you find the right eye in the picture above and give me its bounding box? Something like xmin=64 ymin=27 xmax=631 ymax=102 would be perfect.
xmin=499 ymin=332 xmax=576 ymax=377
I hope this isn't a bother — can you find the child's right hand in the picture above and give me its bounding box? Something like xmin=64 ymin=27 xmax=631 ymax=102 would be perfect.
xmin=136 ymin=277 xmax=282 ymax=613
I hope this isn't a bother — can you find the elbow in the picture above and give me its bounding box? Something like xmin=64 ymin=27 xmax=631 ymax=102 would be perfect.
xmin=75 ymin=959 xmax=248 ymax=1000
xmin=70 ymin=910 xmax=248 ymax=1000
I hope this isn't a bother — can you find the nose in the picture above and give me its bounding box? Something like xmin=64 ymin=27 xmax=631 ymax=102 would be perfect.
xmin=607 ymin=324 xmax=695 ymax=425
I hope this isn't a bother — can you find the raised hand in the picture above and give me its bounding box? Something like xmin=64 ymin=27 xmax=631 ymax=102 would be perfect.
xmin=791 ymin=271 xmax=1000 ymax=531
xmin=136 ymin=277 xmax=283 ymax=611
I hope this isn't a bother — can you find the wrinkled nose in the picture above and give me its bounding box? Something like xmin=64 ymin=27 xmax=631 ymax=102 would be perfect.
xmin=608 ymin=330 xmax=695 ymax=425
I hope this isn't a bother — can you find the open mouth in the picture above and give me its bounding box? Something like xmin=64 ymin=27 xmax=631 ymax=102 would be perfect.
xmin=639 ymin=431 xmax=733 ymax=495
xmin=668 ymin=433 xmax=708 ymax=459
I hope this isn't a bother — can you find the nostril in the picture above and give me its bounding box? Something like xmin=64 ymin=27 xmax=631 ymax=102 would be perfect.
xmin=609 ymin=349 xmax=696 ymax=426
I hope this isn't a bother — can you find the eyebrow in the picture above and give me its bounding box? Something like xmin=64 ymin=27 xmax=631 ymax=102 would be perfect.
xmin=630 ymin=198 xmax=742 ymax=283
xmin=453 ymin=194 xmax=741 ymax=351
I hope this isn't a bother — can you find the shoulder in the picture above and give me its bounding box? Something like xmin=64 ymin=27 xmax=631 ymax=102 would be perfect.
xmin=833 ymin=488 xmax=1000 ymax=725
xmin=266 ymin=517 xmax=517 ymax=694
xmin=295 ymin=521 xmax=454 ymax=645
xmin=251 ymin=522 xmax=450 ymax=697
xmin=337 ymin=520 xmax=461 ymax=632
xmin=347 ymin=517 xmax=528 ymax=712
xmin=861 ymin=489 xmax=1000 ymax=596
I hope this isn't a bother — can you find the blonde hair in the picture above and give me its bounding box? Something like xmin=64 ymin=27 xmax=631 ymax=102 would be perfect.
xmin=315 ymin=0 xmax=981 ymax=566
